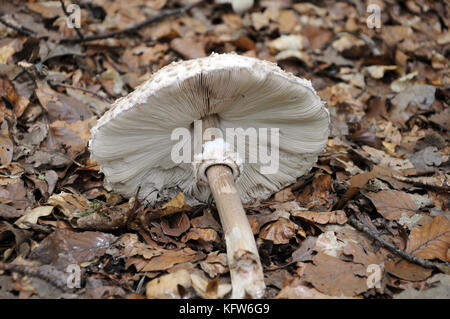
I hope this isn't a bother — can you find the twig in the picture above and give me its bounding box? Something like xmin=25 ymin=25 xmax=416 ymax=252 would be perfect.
xmin=59 ymin=0 xmax=84 ymax=40
xmin=61 ymin=0 xmax=206 ymax=43
xmin=49 ymin=81 xmax=112 ymax=103
xmin=0 ymin=263 xmax=73 ymax=292
xmin=347 ymin=214 xmax=450 ymax=270
xmin=0 ymin=17 xmax=35 ymax=36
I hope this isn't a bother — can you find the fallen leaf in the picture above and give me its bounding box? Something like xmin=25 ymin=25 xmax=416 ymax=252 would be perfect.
xmin=47 ymin=192 xmax=90 ymax=218
xmin=170 ymin=37 xmax=206 ymax=60
xmin=153 ymin=192 xmax=191 ymax=218
xmin=146 ymin=269 xmax=192 ymax=299
xmin=15 ymin=206 xmax=54 ymax=229
xmin=365 ymin=190 xmax=418 ymax=220
xmin=385 ymin=258 xmax=433 ymax=282
xmin=292 ymin=210 xmax=347 ymax=225
xmin=276 ymin=277 xmax=346 ymax=299
xmin=199 ymin=252 xmax=228 ymax=278
xmin=334 ymin=171 xmax=377 ymax=209
xmin=407 ymin=216 xmax=450 ymax=262
xmin=394 ymin=274 xmax=450 ymax=299
xmin=259 ymin=218 xmax=298 ymax=244
xmin=128 ymin=248 xmax=205 ymax=272
xmin=390 ymin=85 xmax=436 ymax=124
xmin=29 ymin=229 xmax=117 ymax=269
xmin=269 ymin=35 xmax=307 ymax=52
xmin=303 ymin=252 xmax=368 ymax=297
xmin=364 ymin=65 xmax=399 ymax=79
xmin=35 ymin=86 xmax=93 ymax=123
xmin=190 ymin=270 xmax=231 ymax=299
xmin=161 ymin=213 xmax=190 ymax=237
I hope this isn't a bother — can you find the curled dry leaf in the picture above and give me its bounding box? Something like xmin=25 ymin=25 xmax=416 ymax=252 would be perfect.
xmin=161 ymin=212 xmax=191 ymax=237
xmin=334 ymin=171 xmax=377 ymax=209
xmin=190 ymin=208 xmax=221 ymax=232
xmin=47 ymin=192 xmax=90 ymax=218
xmin=152 ymin=192 xmax=191 ymax=219
xmin=200 ymin=252 xmax=228 ymax=278
xmin=15 ymin=206 xmax=54 ymax=229
xmin=182 ymin=227 xmax=221 ymax=245
xmin=190 ymin=270 xmax=231 ymax=299
xmin=259 ymin=218 xmax=298 ymax=244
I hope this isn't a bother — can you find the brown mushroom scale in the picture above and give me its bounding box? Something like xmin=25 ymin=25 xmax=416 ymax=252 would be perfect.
xmin=90 ymin=53 xmax=329 ymax=298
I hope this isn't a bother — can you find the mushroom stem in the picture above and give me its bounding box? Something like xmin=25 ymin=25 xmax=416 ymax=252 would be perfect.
xmin=207 ymin=165 xmax=265 ymax=298
xmin=199 ymin=115 xmax=265 ymax=299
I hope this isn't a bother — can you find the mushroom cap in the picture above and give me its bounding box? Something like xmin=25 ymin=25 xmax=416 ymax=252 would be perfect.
xmin=89 ymin=53 xmax=329 ymax=205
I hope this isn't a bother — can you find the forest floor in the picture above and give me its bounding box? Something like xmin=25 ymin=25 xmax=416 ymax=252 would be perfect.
xmin=0 ymin=0 xmax=449 ymax=299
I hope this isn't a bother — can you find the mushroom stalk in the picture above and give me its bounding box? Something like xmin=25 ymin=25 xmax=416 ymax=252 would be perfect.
xmin=199 ymin=115 xmax=265 ymax=299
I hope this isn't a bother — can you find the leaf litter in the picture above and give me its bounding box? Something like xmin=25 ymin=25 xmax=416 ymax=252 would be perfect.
xmin=0 ymin=0 xmax=449 ymax=299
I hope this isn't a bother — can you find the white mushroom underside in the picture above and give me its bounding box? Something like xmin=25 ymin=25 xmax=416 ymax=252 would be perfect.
xmin=89 ymin=54 xmax=329 ymax=205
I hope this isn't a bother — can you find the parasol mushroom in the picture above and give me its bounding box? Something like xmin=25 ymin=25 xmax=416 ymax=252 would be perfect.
xmin=89 ymin=53 xmax=329 ymax=298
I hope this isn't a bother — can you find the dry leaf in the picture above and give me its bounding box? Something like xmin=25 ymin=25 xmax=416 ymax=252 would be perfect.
xmin=161 ymin=213 xmax=191 ymax=237
xmin=407 ymin=216 xmax=450 ymax=262
xmin=276 ymin=277 xmax=346 ymax=299
xmin=292 ymin=210 xmax=347 ymax=225
xmin=153 ymin=192 xmax=191 ymax=218
xmin=146 ymin=269 xmax=192 ymax=299
xmin=259 ymin=218 xmax=298 ymax=244
xmin=303 ymin=252 xmax=368 ymax=297
xmin=128 ymin=248 xmax=205 ymax=272
xmin=15 ymin=206 xmax=54 ymax=229
xmin=365 ymin=190 xmax=417 ymax=220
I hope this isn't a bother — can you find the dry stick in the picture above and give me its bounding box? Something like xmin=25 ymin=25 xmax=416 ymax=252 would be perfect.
xmin=200 ymin=115 xmax=265 ymax=299
xmin=59 ymin=0 xmax=84 ymax=40
xmin=0 ymin=263 xmax=73 ymax=292
xmin=50 ymin=81 xmax=112 ymax=103
xmin=0 ymin=17 xmax=35 ymax=36
xmin=347 ymin=215 xmax=450 ymax=270
xmin=61 ymin=0 xmax=206 ymax=43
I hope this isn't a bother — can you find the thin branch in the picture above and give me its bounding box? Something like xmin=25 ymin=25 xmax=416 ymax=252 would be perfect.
xmin=0 ymin=17 xmax=35 ymax=36
xmin=0 ymin=263 xmax=73 ymax=292
xmin=347 ymin=215 xmax=450 ymax=270
xmin=59 ymin=0 xmax=84 ymax=40
xmin=49 ymin=81 xmax=112 ymax=103
xmin=61 ymin=0 xmax=206 ymax=43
